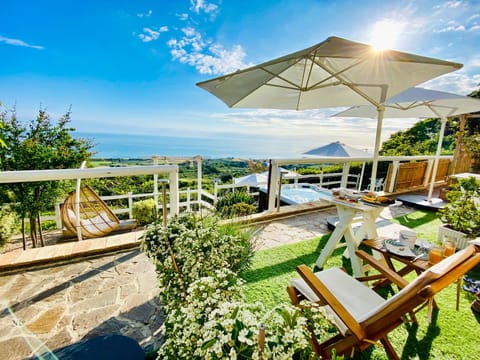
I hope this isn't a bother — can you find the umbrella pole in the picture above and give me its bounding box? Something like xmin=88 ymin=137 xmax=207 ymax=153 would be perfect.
xmin=359 ymin=162 xmax=366 ymax=191
xmin=370 ymin=106 xmax=385 ymax=192
xmin=427 ymin=116 xmax=447 ymax=201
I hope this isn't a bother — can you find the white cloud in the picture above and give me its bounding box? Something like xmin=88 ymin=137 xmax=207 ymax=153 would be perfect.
xmin=0 ymin=35 xmax=44 ymax=50
xmin=434 ymin=1 xmax=465 ymax=10
xmin=137 ymin=10 xmax=152 ymax=18
xmin=435 ymin=24 xmax=466 ymax=33
xmin=469 ymin=58 xmax=480 ymax=67
xmin=138 ymin=26 xmax=168 ymax=42
xmin=422 ymin=71 xmax=480 ymax=95
xmin=135 ymin=1 xmax=246 ymax=75
xmin=468 ymin=14 xmax=480 ymax=21
xmin=429 ymin=0 xmax=478 ymax=34
xmin=177 ymin=13 xmax=189 ymax=21
xmin=206 ymin=108 xmax=413 ymax=151
xmin=167 ymin=27 xmax=252 ymax=74
xmin=189 ymin=0 xmax=219 ymax=16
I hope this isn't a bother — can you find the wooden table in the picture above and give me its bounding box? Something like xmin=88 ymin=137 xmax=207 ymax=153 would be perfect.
xmin=315 ymin=198 xmax=385 ymax=277
xmin=362 ymin=238 xmax=461 ymax=322
xmin=362 ymin=238 xmax=430 ymax=276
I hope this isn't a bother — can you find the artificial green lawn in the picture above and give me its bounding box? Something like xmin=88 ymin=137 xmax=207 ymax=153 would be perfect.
xmin=242 ymin=210 xmax=480 ymax=359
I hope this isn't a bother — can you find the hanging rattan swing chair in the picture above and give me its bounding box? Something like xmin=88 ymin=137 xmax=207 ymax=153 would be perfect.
xmin=61 ymin=185 xmax=120 ymax=239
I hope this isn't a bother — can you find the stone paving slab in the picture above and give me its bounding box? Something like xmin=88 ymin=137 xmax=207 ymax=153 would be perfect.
xmin=0 ymin=249 xmax=163 ymax=360
xmin=0 ymin=230 xmax=144 ymax=272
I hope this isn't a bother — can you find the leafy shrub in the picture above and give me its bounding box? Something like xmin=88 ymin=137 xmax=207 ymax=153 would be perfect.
xmin=141 ymin=213 xmax=254 ymax=309
xmin=0 ymin=205 xmax=18 ymax=247
xmin=215 ymin=191 xmax=257 ymax=218
xmin=142 ymin=213 xmax=342 ymax=359
xmin=132 ymin=198 xmax=157 ymax=225
xmin=440 ymin=176 xmax=480 ymax=238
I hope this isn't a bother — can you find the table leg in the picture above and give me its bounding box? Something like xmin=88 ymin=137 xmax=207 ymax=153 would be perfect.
xmin=357 ymin=207 xmax=383 ymax=241
xmin=344 ymin=207 xmax=383 ymax=261
xmin=344 ymin=226 xmax=363 ymax=276
xmin=315 ymin=207 xmax=356 ymax=270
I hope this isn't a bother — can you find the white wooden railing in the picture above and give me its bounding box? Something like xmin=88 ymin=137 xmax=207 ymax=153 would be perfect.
xmin=0 ymin=165 xmax=181 ymax=229
xmin=0 ymin=154 xmax=454 ymax=229
xmin=265 ymin=155 xmax=453 ymax=211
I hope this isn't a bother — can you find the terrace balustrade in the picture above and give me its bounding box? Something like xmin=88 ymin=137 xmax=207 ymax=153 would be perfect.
xmin=0 ymin=154 xmax=453 ymax=231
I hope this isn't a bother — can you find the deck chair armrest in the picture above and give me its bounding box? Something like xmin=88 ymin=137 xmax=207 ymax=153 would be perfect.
xmin=421 ymin=252 xmax=480 ymax=296
xmin=355 ymin=250 xmax=409 ymax=289
xmin=296 ymin=265 xmax=365 ymax=340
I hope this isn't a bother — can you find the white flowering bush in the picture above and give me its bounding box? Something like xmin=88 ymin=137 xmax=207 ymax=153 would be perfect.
xmin=158 ymin=269 xmax=338 ymax=359
xmin=142 ymin=214 xmax=254 ymax=309
xmin=142 ymin=213 xmax=341 ymax=359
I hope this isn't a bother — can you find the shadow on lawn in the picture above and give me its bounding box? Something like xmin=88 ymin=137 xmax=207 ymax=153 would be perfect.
xmin=242 ymin=235 xmax=342 ymax=283
xmin=351 ymin=311 xmax=440 ymax=360
xmin=394 ymin=211 xmax=440 ymax=229
xmin=400 ymin=310 xmax=440 ymax=360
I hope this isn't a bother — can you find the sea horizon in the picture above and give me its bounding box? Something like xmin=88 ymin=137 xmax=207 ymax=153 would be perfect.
xmin=75 ymin=131 xmax=306 ymax=160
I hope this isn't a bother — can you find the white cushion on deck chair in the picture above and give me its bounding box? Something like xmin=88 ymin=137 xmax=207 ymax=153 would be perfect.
xmin=291 ymin=267 xmax=385 ymax=334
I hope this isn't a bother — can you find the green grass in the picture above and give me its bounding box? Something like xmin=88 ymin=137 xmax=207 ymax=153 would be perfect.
xmin=242 ymin=210 xmax=480 ymax=359
xmin=391 ymin=210 xmax=443 ymax=244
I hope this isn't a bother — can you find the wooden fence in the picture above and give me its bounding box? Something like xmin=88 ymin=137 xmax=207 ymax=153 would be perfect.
xmin=384 ymin=159 xmax=451 ymax=192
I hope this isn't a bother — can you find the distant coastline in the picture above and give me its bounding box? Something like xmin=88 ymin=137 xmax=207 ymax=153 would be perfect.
xmin=74 ymin=131 xmax=304 ymax=160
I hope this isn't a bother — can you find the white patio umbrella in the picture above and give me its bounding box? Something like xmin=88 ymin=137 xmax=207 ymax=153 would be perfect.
xmin=303 ymin=141 xmax=368 ymax=157
xmin=303 ymin=141 xmax=370 ymax=190
xmin=196 ymin=36 xmax=462 ymax=191
xmin=261 ymin=166 xmax=297 ymax=178
xmin=234 ymin=173 xmax=268 ymax=186
xmin=335 ymin=87 xmax=480 ymax=200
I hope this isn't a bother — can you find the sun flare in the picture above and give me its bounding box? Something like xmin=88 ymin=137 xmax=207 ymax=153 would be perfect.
xmin=369 ymin=19 xmax=405 ymax=51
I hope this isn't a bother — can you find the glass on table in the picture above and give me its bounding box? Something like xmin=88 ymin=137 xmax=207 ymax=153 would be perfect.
xmin=428 ymin=246 xmax=444 ymax=264
xmin=443 ymin=239 xmax=456 ymax=256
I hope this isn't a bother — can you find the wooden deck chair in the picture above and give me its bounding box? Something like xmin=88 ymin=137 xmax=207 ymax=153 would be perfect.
xmin=287 ymin=244 xmax=480 ymax=360
xmin=61 ymin=185 xmax=120 ymax=239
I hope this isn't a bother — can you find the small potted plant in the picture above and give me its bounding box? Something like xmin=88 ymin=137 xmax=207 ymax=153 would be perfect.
xmin=438 ymin=176 xmax=480 ymax=249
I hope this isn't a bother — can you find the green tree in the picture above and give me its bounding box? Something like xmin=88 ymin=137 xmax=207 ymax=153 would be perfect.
xmin=380 ymin=117 xmax=458 ymax=156
xmin=0 ymin=101 xmax=6 ymax=148
xmin=0 ymin=108 xmax=94 ymax=249
xmin=380 ymin=88 xmax=480 ymax=157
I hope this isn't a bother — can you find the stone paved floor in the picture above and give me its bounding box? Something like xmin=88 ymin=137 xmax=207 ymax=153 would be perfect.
xmin=252 ymin=203 xmax=415 ymax=249
xmin=0 ymin=250 xmax=163 ymax=360
xmin=0 ymin=204 xmax=417 ymax=359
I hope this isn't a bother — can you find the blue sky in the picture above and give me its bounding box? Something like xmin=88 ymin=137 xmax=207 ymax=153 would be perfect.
xmin=1 ymin=0 xmax=480 ymax=156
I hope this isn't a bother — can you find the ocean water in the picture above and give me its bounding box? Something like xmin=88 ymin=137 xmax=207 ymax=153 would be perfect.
xmin=75 ymin=132 xmax=302 ymax=159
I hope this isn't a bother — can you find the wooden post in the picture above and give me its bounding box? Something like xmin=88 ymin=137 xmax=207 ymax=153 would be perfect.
xmin=451 ymin=114 xmax=472 ymax=174
xmin=258 ymin=324 xmax=265 ymax=358
xmin=162 ymin=181 xmax=167 ymax=226
xmin=276 ymin=172 xmax=284 ymax=212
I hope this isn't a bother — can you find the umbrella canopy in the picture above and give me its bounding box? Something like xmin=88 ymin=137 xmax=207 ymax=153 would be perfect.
xmin=197 ymin=36 xmax=462 ymax=191
xmin=234 ymin=173 xmax=268 ymax=186
xmin=261 ymin=166 xmax=298 ymax=178
xmin=303 ymin=141 xmax=369 ymax=157
xmin=335 ymin=87 xmax=480 ymax=199
xmin=335 ymin=87 xmax=480 ymax=118
xmin=303 ymin=141 xmax=370 ymax=190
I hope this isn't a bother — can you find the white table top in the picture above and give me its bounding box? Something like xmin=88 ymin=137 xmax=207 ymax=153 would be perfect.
xmin=327 ymin=196 xmax=396 ymax=212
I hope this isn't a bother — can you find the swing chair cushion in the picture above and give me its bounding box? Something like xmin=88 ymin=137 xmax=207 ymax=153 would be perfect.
xmin=61 ymin=185 xmax=120 ymax=238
